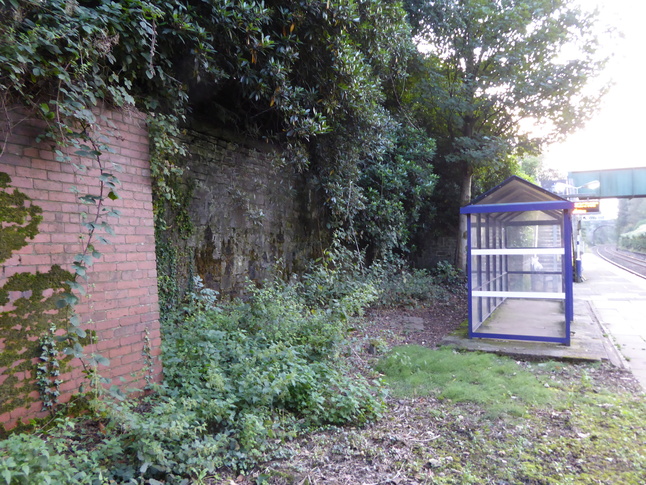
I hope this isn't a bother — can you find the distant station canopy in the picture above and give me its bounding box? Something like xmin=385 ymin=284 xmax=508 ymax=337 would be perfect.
xmin=460 ymin=176 xmax=575 ymax=345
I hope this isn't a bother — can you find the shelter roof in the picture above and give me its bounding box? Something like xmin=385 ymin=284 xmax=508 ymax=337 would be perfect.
xmin=461 ymin=176 xmax=574 ymax=217
xmin=471 ymin=175 xmax=568 ymax=205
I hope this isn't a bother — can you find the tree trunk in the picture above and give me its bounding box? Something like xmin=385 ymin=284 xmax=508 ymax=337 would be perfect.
xmin=456 ymin=167 xmax=473 ymax=273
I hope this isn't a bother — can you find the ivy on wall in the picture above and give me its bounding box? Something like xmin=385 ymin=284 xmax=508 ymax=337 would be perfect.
xmin=0 ymin=1 xmax=431 ymax=264
xmin=0 ymin=0 xmax=150 ymax=404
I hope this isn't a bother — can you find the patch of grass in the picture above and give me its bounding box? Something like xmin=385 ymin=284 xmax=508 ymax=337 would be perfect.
xmin=376 ymin=346 xmax=552 ymax=416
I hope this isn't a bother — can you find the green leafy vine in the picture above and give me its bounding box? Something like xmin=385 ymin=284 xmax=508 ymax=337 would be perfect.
xmin=35 ymin=325 xmax=63 ymax=412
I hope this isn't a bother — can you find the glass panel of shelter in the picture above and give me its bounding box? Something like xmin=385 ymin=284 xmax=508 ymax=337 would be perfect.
xmin=469 ymin=210 xmax=566 ymax=331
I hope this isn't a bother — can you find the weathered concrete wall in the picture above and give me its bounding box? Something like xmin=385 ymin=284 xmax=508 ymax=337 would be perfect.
xmin=174 ymin=124 xmax=326 ymax=297
xmin=0 ymin=106 xmax=162 ymax=429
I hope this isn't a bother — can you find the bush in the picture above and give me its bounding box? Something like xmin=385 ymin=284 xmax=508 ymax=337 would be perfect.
xmin=375 ymin=266 xmax=447 ymax=307
xmin=619 ymin=224 xmax=646 ymax=253
xmin=0 ymin=254 xmax=389 ymax=482
xmin=0 ymin=432 xmax=85 ymax=485
xmin=431 ymin=260 xmax=464 ymax=287
xmin=106 ymin=262 xmax=385 ymax=479
xmin=297 ymin=243 xmax=379 ymax=318
xmin=0 ymin=419 xmax=119 ymax=484
xmin=369 ymin=259 xmax=466 ymax=308
xmin=148 ymin=277 xmax=385 ymax=474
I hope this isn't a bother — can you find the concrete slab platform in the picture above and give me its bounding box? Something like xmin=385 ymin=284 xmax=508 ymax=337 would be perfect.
xmin=576 ymin=253 xmax=646 ymax=390
xmin=442 ymin=300 xmax=618 ymax=363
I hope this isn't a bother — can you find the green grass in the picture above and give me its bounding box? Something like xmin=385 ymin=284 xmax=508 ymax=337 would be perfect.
xmin=376 ymin=345 xmax=552 ymax=416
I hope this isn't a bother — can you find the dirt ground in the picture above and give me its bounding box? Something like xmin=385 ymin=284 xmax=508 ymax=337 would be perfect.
xmin=216 ymin=294 xmax=645 ymax=485
xmin=360 ymin=293 xmax=469 ymax=349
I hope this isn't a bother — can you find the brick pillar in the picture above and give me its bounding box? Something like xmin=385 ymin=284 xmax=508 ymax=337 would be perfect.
xmin=0 ymin=106 xmax=162 ymax=429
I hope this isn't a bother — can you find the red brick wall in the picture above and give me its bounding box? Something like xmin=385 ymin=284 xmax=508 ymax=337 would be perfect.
xmin=0 ymin=106 xmax=162 ymax=428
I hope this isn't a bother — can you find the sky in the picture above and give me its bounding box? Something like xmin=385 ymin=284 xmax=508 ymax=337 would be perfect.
xmin=542 ymin=0 xmax=646 ymax=173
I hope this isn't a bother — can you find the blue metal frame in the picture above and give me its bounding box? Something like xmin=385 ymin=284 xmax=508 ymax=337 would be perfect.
xmin=563 ymin=209 xmax=573 ymax=344
xmin=467 ymin=214 xmax=474 ymax=339
xmin=462 ymin=182 xmax=575 ymax=346
xmin=460 ymin=200 xmax=573 ymax=215
xmin=466 ymin=332 xmax=570 ymax=344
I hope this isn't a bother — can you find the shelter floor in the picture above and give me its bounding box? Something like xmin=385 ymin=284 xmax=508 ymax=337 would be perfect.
xmin=473 ymin=299 xmax=565 ymax=339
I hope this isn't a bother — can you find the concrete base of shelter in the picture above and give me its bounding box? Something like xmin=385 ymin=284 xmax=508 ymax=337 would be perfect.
xmin=442 ymin=297 xmax=625 ymax=366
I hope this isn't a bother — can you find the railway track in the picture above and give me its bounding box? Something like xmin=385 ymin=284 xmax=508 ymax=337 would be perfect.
xmin=594 ymin=245 xmax=646 ymax=279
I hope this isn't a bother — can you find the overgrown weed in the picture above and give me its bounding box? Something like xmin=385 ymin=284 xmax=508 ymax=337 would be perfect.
xmin=371 ymin=259 xmax=464 ymax=308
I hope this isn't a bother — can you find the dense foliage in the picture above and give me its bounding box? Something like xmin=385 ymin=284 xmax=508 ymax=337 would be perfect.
xmin=350 ymin=123 xmax=438 ymax=261
xmin=616 ymin=198 xmax=646 ymax=251
xmin=1 ymin=0 xmax=608 ymax=266
xmin=0 ymin=0 xmax=436 ymax=261
xmin=401 ymin=0 xmax=608 ymax=267
xmin=617 ymin=199 xmax=646 ymax=252
xmin=0 ymin=252 xmax=426 ymax=482
xmin=618 ymin=224 xmax=646 ymax=252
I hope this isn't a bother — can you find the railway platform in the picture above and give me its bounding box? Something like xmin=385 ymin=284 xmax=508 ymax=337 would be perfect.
xmin=443 ymin=251 xmax=646 ymax=392
xmin=578 ymin=251 xmax=646 ymax=391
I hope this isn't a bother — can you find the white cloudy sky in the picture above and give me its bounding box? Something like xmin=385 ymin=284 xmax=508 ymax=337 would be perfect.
xmin=542 ymin=0 xmax=646 ymax=172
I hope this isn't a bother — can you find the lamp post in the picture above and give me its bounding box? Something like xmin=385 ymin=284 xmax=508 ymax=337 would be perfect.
xmin=552 ymin=179 xmax=600 ymax=197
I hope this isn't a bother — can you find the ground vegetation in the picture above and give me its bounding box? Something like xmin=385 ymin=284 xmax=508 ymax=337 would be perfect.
xmin=0 ymin=255 xmax=452 ymax=482
xmin=2 ymin=263 xmax=644 ymax=484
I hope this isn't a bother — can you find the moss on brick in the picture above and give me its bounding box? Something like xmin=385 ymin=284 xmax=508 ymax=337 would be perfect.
xmin=0 ymin=172 xmax=42 ymax=263
xmin=0 ymin=173 xmax=72 ymax=417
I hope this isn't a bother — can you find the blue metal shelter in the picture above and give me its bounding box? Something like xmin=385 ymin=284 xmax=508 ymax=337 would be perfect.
xmin=460 ymin=176 xmax=575 ymax=345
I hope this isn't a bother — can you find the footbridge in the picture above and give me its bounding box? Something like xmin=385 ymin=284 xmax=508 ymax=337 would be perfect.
xmin=566 ymin=167 xmax=646 ymax=199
